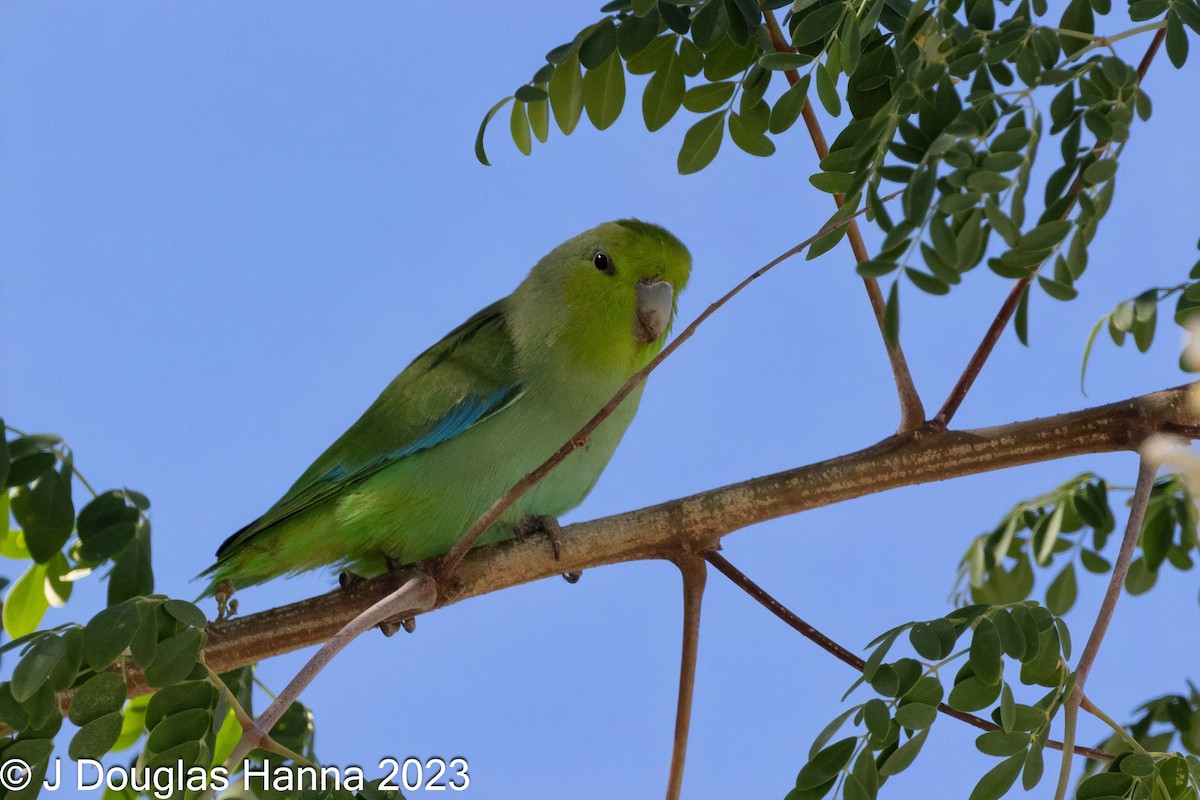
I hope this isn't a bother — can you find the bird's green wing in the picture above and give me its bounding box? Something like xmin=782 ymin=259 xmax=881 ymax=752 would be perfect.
xmin=214 ymin=299 xmax=521 ymax=561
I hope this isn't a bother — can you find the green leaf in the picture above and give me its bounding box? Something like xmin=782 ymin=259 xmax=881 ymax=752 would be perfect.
xmin=164 ymin=599 xmax=207 ymax=629
xmin=792 ymin=2 xmax=844 ymax=45
xmin=1076 ymin=772 xmax=1132 ymax=799
xmin=769 ymin=75 xmax=810 ymax=134
xmin=474 ymin=97 xmax=513 ymax=167
xmin=906 ymin=268 xmax=950 ymax=295
xmin=0 ymin=420 xmax=8 ymax=489
xmin=583 ymin=52 xmax=627 ymax=130
xmin=677 ymin=111 xmax=726 ymax=174
xmin=617 ymin=8 xmax=662 ymax=59
xmin=796 ymin=737 xmax=856 ymax=790
xmin=107 ymin=518 xmax=153 ymax=605
xmin=77 ymin=491 xmax=140 ymax=562
xmin=70 ymin=673 xmax=128 ymax=726
xmin=863 ymin=698 xmax=891 ymax=738
xmin=884 ymin=280 xmax=900 ymax=348
xmin=807 ymin=705 xmax=861 ymax=760
xmin=16 ymin=467 xmax=73 ymax=564
xmin=83 ymin=601 xmax=141 ymax=669
xmin=1059 ymin=0 xmax=1094 ymax=56
xmin=643 ymin=53 xmax=685 ymax=131
xmin=143 ymin=628 xmax=206 ymax=688
xmin=728 ymin=113 xmax=776 ymax=156
xmin=969 ymin=618 xmax=1003 ymax=686
xmin=1082 ymin=159 xmax=1117 ymax=185
xmin=758 ymin=52 xmax=809 ymax=70
xmin=549 ymin=52 xmax=584 ymax=135
xmin=1045 ymin=563 xmax=1077 ymax=615
xmin=1167 ymin=11 xmax=1189 ymax=68
xmin=968 ymin=752 xmax=1025 ymax=800
xmin=514 ymin=84 xmax=548 ymax=103
xmin=509 ymin=101 xmax=532 ymax=156
xmin=879 ymin=728 xmax=930 ymax=776
xmin=580 ymin=20 xmax=618 ymax=70
xmin=1038 ymin=276 xmax=1078 ymax=302
xmin=528 ymin=98 xmax=550 ymax=143
xmin=690 ymin=0 xmax=730 ymax=51
xmin=807 ymin=222 xmax=848 ymax=260
xmin=976 ymin=730 xmax=1029 ymax=757
xmin=683 ymin=81 xmax=736 ymax=113
xmin=146 ymin=681 xmax=219 ymax=730
xmin=815 ymin=64 xmax=841 ymax=116
xmin=1022 ymin=742 xmax=1044 ymax=789
xmin=894 ymin=702 xmax=937 ymax=729
xmin=11 ymin=634 xmax=65 ymax=702
xmin=3 ymin=562 xmax=50 ymax=638
xmin=147 ymin=707 xmax=212 ymax=754
xmin=949 ymin=674 xmax=1002 ymax=712
xmin=130 ymin=601 xmax=160 ymax=667
xmin=69 ymin=711 xmax=123 ymax=760
xmin=1020 ymin=220 xmax=1071 ymax=250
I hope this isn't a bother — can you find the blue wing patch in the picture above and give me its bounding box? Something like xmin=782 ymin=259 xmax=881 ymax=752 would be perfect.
xmin=318 ymin=384 xmax=523 ymax=483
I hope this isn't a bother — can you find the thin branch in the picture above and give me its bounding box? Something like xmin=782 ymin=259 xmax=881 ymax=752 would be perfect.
xmin=704 ymin=551 xmax=1115 ymax=762
xmin=204 ymin=574 xmax=437 ymax=800
xmin=933 ymin=28 xmax=1168 ymax=429
xmin=666 ymin=555 xmax=706 ymax=800
xmin=1053 ymin=456 xmax=1157 ymax=800
xmin=1079 ymin=694 xmax=1145 ymax=754
xmin=762 ymin=10 xmax=925 ymax=433
xmin=5 ymin=385 xmax=1195 ymax=736
xmin=436 ymin=192 xmax=898 ymax=581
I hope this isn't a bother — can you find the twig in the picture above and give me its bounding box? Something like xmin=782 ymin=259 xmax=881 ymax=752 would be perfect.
xmin=666 ymin=555 xmax=707 ymax=800
xmin=704 ymin=551 xmax=1115 ymax=762
xmin=933 ymin=28 xmax=1167 ymax=429
xmin=763 ymin=11 xmax=926 ymax=433
xmin=435 ymin=192 xmax=900 ymax=581
xmin=1053 ymin=456 xmax=1157 ymax=800
xmin=1079 ymin=694 xmax=1145 ymax=753
xmin=205 ymin=573 xmax=437 ymax=800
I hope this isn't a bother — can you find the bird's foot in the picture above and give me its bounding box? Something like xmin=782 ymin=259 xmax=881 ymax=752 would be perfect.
xmin=215 ymin=581 xmax=239 ymax=621
xmin=379 ymin=616 xmax=417 ymax=637
xmin=514 ymin=514 xmax=582 ymax=584
xmin=338 ymin=570 xmax=367 ymax=590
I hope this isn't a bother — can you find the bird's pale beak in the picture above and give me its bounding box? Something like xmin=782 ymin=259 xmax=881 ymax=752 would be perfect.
xmin=634 ymin=279 xmax=674 ymax=344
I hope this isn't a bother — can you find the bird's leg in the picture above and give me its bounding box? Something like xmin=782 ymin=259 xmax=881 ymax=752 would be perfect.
xmin=514 ymin=514 xmax=581 ymax=583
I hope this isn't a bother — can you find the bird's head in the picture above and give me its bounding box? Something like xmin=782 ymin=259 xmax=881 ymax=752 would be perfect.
xmin=510 ymin=219 xmax=692 ymax=375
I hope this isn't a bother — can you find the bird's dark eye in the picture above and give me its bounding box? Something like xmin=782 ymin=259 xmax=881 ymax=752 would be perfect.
xmin=593 ymin=250 xmax=614 ymax=275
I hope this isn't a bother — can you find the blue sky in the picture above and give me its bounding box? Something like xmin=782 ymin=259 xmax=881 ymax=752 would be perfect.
xmin=3 ymin=3 xmax=1199 ymax=799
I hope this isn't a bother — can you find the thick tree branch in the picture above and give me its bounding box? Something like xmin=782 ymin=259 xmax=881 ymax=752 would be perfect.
xmin=4 ymin=384 xmax=1193 ymax=735
xmin=196 ymin=385 xmax=1193 ymax=675
xmin=763 ymin=10 xmax=926 ymax=433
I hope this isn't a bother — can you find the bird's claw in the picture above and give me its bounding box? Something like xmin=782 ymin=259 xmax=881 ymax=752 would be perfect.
xmin=339 ymin=571 xmax=366 ymax=590
xmin=379 ymin=616 xmax=416 ymax=637
xmin=514 ymin=514 xmax=582 ymax=584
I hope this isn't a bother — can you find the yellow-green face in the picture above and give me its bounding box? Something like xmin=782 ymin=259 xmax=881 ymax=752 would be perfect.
xmin=558 ymin=219 xmax=692 ymax=373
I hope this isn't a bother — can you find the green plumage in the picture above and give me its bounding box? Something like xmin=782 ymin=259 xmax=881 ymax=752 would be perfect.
xmin=201 ymin=220 xmax=691 ymax=592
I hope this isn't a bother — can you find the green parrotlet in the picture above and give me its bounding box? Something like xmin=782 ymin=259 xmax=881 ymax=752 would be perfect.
xmin=201 ymin=220 xmax=691 ymax=594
